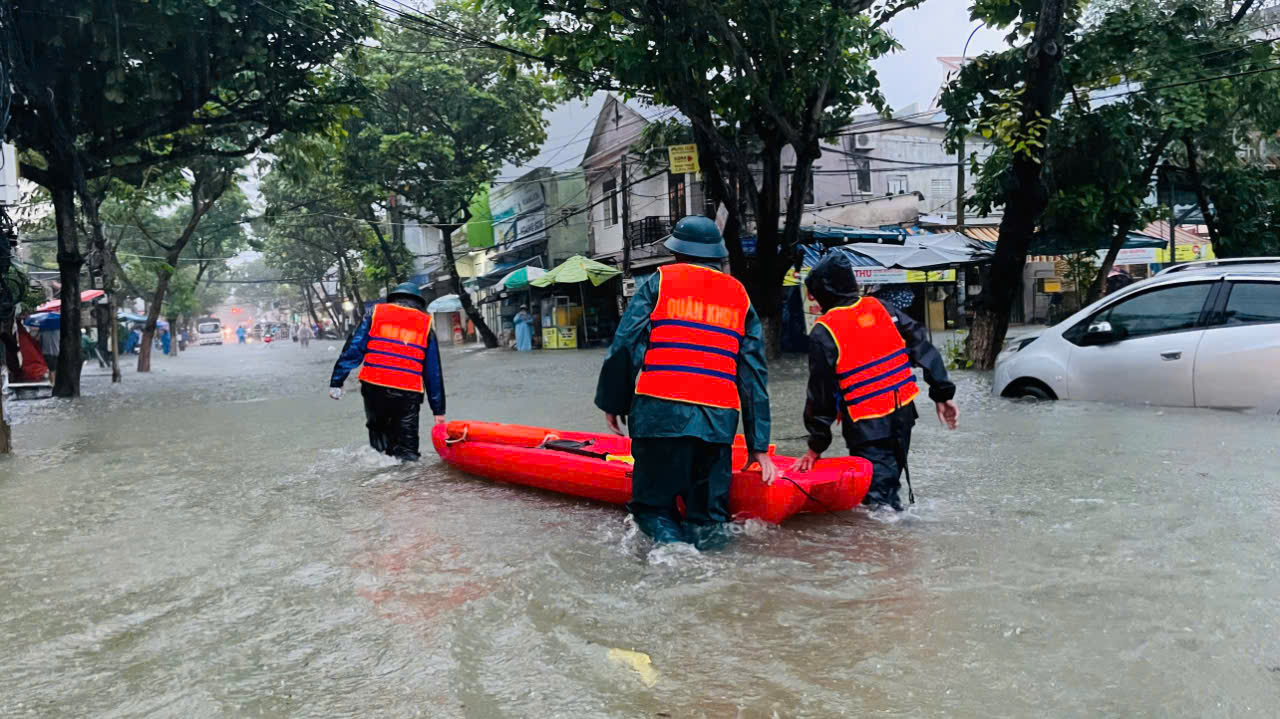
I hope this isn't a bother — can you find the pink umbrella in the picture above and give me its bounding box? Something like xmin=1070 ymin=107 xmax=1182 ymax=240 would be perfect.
xmin=36 ymin=290 xmax=105 ymax=312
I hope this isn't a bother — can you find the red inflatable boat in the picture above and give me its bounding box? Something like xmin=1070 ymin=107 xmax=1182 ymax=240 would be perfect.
xmin=431 ymin=421 xmax=872 ymax=524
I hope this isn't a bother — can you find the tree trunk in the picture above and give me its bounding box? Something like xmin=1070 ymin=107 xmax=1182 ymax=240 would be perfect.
xmin=52 ymin=186 xmax=83 ymax=397
xmin=1184 ymin=136 xmax=1220 ymax=248
xmin=970 ymin=0 xmax=1069 ymax=370
xmin=137 ymin=263 xmax=175 ymax=373
xmin=363 ymin=207 xmax=401 ymax=285
xmin=301 ymin=285 xmax=322 ymax=328
xmin=1086 ymin=130 xmax=1176 ymax=304
xmin=340 ymin=254 xmax=365 ymax=320
xmin=0 ymin=390 xmax=9 ymax=454
xmin=749 ymin=139 xmax=786 ymax=359
xmin=441 ymin=218 xmax=498 ymax=348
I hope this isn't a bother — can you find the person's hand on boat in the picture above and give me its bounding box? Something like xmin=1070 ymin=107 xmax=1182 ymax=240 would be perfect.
xmin=936 ymin=400 xmax=959 ymax=430
xmin=604 ymin=412 xmax=627 ymax=436
xmin=434 ymin=415 xmax=446 ymax=426
xmin=329 ymin=387 xmax=343 ymax=400
xmin=795 ymin=450 xmax=820 ymax=473
xmin=745 ymin=450 xmax=777 ymax=485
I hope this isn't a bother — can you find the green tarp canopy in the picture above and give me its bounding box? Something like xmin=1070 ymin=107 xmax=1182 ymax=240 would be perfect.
xmin=1030 ymin=231 xmax=1168 ymax=256
xmin=531 ymin=255 xmax=621 ymax=287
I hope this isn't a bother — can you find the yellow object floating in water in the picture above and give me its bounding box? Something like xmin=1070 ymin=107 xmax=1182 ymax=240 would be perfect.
xmin=607 ymin=647 xmax=658 ymax=687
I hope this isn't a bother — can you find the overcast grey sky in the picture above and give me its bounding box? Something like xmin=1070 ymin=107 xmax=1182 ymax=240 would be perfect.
xmin=501 ymin=0 xmax=1010 ymax=178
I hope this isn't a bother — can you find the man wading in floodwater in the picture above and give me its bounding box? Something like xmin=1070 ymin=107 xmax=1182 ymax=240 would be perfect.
xmin=795 ymin=253 xmax=958 ymax=510
xmin=595 ymin=216 xmax=777 ymax=550
xmin=329 ymin=283 xmax=446 ymax=461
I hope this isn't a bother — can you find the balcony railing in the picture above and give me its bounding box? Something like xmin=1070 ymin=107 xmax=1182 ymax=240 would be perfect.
xmin=627 ymin=216 xmax=673 ymax=248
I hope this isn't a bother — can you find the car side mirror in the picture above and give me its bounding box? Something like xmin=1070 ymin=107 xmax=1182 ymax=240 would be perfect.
xmin=1080 ymin=320 xmax=1121 ymax=346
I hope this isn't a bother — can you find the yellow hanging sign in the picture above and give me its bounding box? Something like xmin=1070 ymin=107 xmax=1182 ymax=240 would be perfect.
xmin=668 ymin=144 xmax=700 ymax=174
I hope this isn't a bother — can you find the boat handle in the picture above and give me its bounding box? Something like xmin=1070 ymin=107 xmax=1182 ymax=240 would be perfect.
xmin=444 ymin=426 xmax=469 ymax=445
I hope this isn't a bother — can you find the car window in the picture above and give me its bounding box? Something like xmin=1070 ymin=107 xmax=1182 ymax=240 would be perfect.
xmin=1223 ymin=282 xmax=1280 ymax=325
xmin=1095 ymin=283 xmax=1212 ymax=339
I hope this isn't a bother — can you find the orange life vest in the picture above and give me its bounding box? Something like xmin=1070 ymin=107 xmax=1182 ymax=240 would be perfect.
xmin=358 ymin=303 xmax=432 ymax=393
xmin=633 ymin=263 xmax=751 ymax=410
xmin=815 ymin=296 xmax=919 ymax=422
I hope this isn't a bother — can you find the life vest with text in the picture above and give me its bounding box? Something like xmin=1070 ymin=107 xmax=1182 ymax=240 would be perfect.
xmin=815 ymin=296 xmax=919 ymax=422
xmin=633 ymin=263 xmax=751 ymax=410
xmin=358 ymin=303 xmax=432 ymax=393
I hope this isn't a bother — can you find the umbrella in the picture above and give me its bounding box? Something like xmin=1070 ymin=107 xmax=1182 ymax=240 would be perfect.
xmin=531 ymin=255 xmax=621 ymax=288
xmin=117 ymin=311 xmax=148 ymax=322
xmin=427 ymin=294 xmax=464 ymax=313
xmin=36 ymin=289 xmax=105 ymax=312
xmin=23 ymin=312 xmax=60 ymax=330
xmin=500 ymin=266 xmax=547 ymax=290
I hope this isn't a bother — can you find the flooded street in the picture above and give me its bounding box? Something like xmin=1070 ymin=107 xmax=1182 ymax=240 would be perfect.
xmin=2 ymin=340 xmax=1278 ymax=718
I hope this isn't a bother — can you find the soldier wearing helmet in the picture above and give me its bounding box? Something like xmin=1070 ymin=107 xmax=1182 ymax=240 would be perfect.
xmin=595 ymin=215 xmax=777 ymax=549
xmin=329 ymin=282 xmax=446 ymax=461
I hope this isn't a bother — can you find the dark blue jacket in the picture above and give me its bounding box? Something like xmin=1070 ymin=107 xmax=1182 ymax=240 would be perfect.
xmin=330 ymin=309 xmax=446 ymax=415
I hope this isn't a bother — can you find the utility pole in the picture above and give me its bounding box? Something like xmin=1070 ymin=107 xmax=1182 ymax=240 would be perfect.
xmin=621 ymin=157 xmax=631 ymax=276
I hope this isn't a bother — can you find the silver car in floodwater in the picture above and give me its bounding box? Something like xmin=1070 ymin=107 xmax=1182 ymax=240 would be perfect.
xmin=994 ymin=258 xmax=1280 ymax=412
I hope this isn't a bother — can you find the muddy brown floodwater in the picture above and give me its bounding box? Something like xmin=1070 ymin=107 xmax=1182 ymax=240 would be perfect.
xmin=2 ymin=340 xmax=1278 ymax=717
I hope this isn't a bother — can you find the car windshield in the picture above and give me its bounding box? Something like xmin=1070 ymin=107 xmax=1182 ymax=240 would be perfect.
xmin=197 ymin=322 xmax=219 ymax=333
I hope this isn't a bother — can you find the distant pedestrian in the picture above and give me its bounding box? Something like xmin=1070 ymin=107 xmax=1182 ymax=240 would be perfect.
xmin=1105 ymin=268 xmax=1134 ymax=295
xmin=298 ymin=321 xmax=313 ymax=348
xmin=81 ymin=329 xmax=106 ymax=368
xmin=236 ymin=326 xmax=247 ymax=344
xmin=39 ymin=324 xmax=60 ymax=384
xmin=160 ymin=329 xmax=171 ymax=356
xmin=513 ymin=305 xmax=533 ymax=352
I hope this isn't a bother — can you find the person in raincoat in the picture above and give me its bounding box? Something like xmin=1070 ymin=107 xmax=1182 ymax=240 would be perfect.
xmin=595 ymin=215 xmax=777 ymax=549
xmin=513 ymin=304 xmax=534 ymax=352
xmin=329 ymin=283 xmax=446 ymax=461
xmin=236 ymin=325 xmax=247 ymax=344
xmin=795 ymin=253 xmax=958 ymax=511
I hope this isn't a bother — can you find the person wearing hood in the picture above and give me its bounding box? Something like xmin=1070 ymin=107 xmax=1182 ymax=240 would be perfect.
xmin=795 ymin=252 xmax=958 ymax=510
xmin=595 ymin=216 xmax=777 ymax=549
xmin=513 ymin=304 xmax=534 ymax=352
xmin=329 ymin=282 xmax=446 ymax=461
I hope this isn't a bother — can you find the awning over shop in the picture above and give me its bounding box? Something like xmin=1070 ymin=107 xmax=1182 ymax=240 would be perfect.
xmin=474 ymin=256 xmax=545 ymax=289
xmin=531 ymin=255 xmax=621 ymax=287
xmin=741 ymin=225 xmax=905 ymax=256
xmin=1030 ymin=231 xmax=1168 ymax=256
xmin=36 ymin=289 xmax=104 ymax=312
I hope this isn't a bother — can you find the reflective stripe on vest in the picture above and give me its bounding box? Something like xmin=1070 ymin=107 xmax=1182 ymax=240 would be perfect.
xmin=358 ymin=303 xmax=431 ymax=393
xmin=815 ymin=297 xmax=919 ymax=422
xmin=634 ymin=263 xmax=751 ymax=410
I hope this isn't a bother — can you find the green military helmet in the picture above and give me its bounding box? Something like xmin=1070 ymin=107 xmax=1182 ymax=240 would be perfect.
xmin=386 ymin=282 xmax=425 ymax=305
xmin=663 ymin=215 xmax=728 ymax=260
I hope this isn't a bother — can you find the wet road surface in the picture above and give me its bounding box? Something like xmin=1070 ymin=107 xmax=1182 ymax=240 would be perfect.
xmin=2 ymin=340 xmax=1279 ymax=717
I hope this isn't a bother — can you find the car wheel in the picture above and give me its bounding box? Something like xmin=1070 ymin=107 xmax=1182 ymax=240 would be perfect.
xmin=1004 ymin=379 xmax=1056 ymax=401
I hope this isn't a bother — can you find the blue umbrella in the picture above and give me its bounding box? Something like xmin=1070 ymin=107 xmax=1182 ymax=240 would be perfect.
xmin=23 ymin=312 xmax=60 ymax=330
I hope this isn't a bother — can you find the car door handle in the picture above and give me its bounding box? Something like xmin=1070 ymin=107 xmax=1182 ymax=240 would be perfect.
xmin=1161 ymin=351 xmax=1182 ymax=361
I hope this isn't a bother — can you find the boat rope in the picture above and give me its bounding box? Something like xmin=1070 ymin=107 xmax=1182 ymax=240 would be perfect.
xmin=776 ymin=473 xmax=860 ymax=528
xmin=444 ymin=425 xmax=468 ymax=445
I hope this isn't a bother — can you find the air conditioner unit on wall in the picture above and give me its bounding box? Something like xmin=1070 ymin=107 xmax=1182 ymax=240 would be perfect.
xmin=853 ymin=133 xmax=877 ymax=151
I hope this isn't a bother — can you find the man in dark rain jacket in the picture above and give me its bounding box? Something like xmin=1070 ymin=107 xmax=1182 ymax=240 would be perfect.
xmin=595 ymin=216 xmax=777 ymax=549
xmin=795 ymin=253 xmax=958 ymax=510
xmin=330 ymin=283 xmax=446 ymax=461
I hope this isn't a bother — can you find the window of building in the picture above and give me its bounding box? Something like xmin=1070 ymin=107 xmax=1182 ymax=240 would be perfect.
xmin=931 ymin=178 xmax=953 ymax=204
xmin=887 ymin=175 xmax=909 ymax=195
xmin=852 ymin=154 xmax=871 ymax=194
xmin=668 ymin=173 xmax=687 ymax=221
xmin=603 ymin=178 xmax=618 ymax=227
